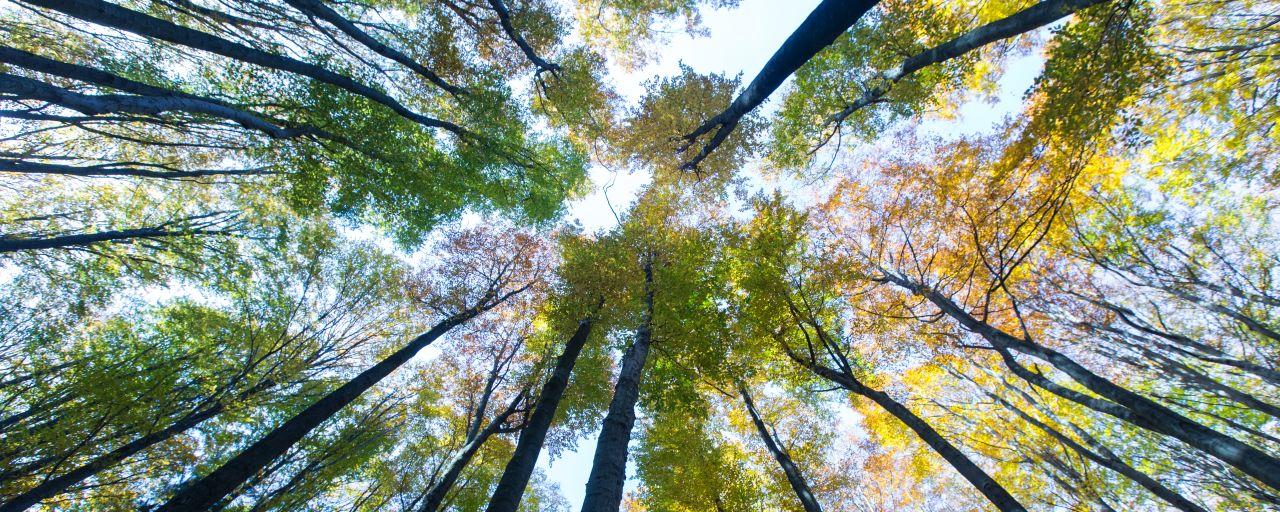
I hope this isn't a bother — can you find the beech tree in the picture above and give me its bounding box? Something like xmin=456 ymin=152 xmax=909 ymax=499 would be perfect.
xmin=3 ymin=0 xmax=1279 ymax=510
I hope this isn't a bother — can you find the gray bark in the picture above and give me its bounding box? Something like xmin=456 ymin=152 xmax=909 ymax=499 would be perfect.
xmin=738 ymin=382 xmax=822 ymax=512
xmin=580 ymin=260 xmax=654 ymax=512
xmin=881 ymin=271 xmax=1280 ymax=491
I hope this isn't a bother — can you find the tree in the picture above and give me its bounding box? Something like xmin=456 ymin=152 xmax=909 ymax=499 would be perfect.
xmin=731 ymin=198 xmax=1027 ymax=512
xmin=737 ymin=382 xmax=824 ymax=512
xmin=2 ymin=0 xmax=595 ymax=247
xmin=151 ymin=224 xmax=549 ymax=511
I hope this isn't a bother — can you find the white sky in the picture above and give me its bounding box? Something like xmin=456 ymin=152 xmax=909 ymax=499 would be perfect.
xmin=547 ymin=0 xmax=1049 ymax=506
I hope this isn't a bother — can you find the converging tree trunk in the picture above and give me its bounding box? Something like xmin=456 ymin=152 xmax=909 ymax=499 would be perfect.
xmin=881 ymin=271 xmax=1280 ymax=492
xmin=738 ymin=382 xmax=823 ymax=512
xmin=780 ymin=293 xmax=1027 ymax=512
xmin=0 ymin=158 xmax=275 ymax=180
xmin=153 ymin=285 xmax=524 ymax=512
xmin=0 ymin=380 xmax=274 ymax=512
xmin=0 ymin=46 xmax=317 ymax=139
xmin=418 ymin=393 xmax=524 ymax=512
xmin=678 ymin=0 xmax=879 ymax=170
xmin=828 ymin=0 xmax=1110 ymax=128
xmin=487 ymin=316 xmax=597 ymax=512
xmin=0 ymin=212 xmax=238 ymax=253
xmin=581 ymin=260 xmax=654 ymax=512
xmin=975 ymin=380 xmax=1208 ymax=512
xmin=280 ymin=0 xmax=464 ymax=96
xmin=15 ymin=0 xmax=463 ymax=134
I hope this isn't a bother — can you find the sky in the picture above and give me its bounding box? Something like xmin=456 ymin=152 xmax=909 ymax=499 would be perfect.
xmin=545 ymin=0 xmax=1050 ymax=505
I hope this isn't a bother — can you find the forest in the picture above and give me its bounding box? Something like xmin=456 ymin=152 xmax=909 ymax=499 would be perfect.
xmin=0 ymin=0 xmax=1277 ymax=510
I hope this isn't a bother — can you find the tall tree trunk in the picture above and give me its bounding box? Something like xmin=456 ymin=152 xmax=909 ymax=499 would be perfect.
xmin=678 ymin=0 xmax=879 ymax=170
xmin=484 ymin=0 xmax=558 ymax=74
xmin=0 ymin=159 xmax=274 ymax=180
xmin=580 ymin=260 xmax=654 ymax=512
xmin=152 ymin=293 xmax=516 ymax=512
xmin=738 ymin=382 xmax=823 ymax=512
xmin=882 ymin=271 xmax=1280 ymax=491
xmin=0 ymin=212 xmax=235 ymax=253
xmin=0 ymin=71 xmax=297 ymax=137
xmin=486 ymin=316 xmax=596 ymax=512
xmin=1143 ymin=349 xmax=1280 ymax=421
xmin=15 ymin=0 xmax=462 ymax=134
xmin=0 ymin=380 xmax=274 ymax=512
xmin=0 ymin=46 xmax=316 ymax=139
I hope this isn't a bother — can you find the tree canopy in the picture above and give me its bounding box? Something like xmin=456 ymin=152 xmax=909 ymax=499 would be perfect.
xmin=2 ymin=0 xmax=1278 ymax=511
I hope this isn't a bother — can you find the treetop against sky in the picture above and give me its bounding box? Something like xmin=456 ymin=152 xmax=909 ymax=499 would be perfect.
xmin=1 ymin=0 xmax=1277 ymax=511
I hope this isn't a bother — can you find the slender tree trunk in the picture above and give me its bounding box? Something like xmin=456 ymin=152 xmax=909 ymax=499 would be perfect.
xmin=0 ymin=219 xmax=231 ymax=253
xmin=0 ymin=72 xmax=307 ymax=138
xmin=738 ymin=382 xmax=822 ymax=512
xmin=1166 ymin=288 xmax=1280 ymax=344
xmin=1086 ymin=307 xmax=1280 ymax=388
xmin=983 ymin=387 xmax=1208 ymax=512
xmin=1145 ymin=349 xmax=1280 ymax=420
xmin=679 ymin=0 xmax=879 ymax=170
xmin=1 ymin=159 xmax=274 ymax=180
xmin=417 ymin=429 xmax=495 ymax=512
xmin=581 ymin=260 xmax=654 ymax=512
xmin=0 ymin=45 xmax=319 ymax=139
xmin=0 ymin=379 xmax=275 ymax=512
xmin=801 ymin=361 xmax=1026 ymax=512
xmin=418 ymin=392 xmax=523 ymax=512
xmin=0 ymin=393 xmax=74 ymax=433
xmin=486 ymin=317 xmax=596 ymax=512
xmin=15 ymin=0 xmax=462 ymax=134
xmin=485 ymin=0 xmax=558 ymax=74
xmin=882 ymin=272 xmax=1280 ymax=491
xmin=831 ymin=0 xmax=1109 ymax=125
xmin=152 ymin=296 xmax=511 ymax=512
xmin=280 ymin=0 xmax=463 ymax=95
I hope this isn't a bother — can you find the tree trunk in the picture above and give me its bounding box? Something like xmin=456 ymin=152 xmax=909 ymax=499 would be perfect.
xmin=580 ymin=260 xmax=654 ymax=512
xmin=419 ymin=392 xmax=523 ymax=512
xmin=280 ymin=0 xmax=463 ymax=95
xmin=802 ymin=361 xmax=1026 ymax=512
xmin=0 ymin=159 xmax=274 ymax=180
xmin=0 ymin=379 xmax=275 ymax=512
xmin=486 ymin=317 xmax=595 ymax=512
xmin=831 ymin=0 xmax=1109 ymax=124
xmin=738 ymin=382 xmax=822 ymax=512
xmin=15 ymin=0 xmax=462 ymax=134
xmin=485 ymin=0 xmax=558 ymax=74
xmin=983 ymin=387 xmax=1208 ymax=512
xmin=679 ymin=0 xmax=879 ymax=170
xmin=0 ymin=72 xmax=306 ymax=139
xmin=883 ymin=272 xmax=1280 ymax=491
xmin=0 ymin=215 xmax=233 ymax=253
xmin=0 ymin=45 xmax=318 ymax=139
xmin=152 ymin=302 xmax=502 ymax=512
